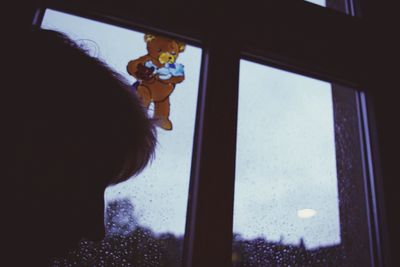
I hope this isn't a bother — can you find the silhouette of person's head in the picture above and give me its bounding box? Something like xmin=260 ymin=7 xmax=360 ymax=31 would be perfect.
xmin=6 ymin=28 xmax=156 ymax=266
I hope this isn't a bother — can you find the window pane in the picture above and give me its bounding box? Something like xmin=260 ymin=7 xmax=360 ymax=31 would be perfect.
xmin=305 ymin=0 xmax=326 ymax=7
xmin=233 ymin=60 xmax=372 ymax=266
xmin=42 ymin=9 xmax=202 ymax=266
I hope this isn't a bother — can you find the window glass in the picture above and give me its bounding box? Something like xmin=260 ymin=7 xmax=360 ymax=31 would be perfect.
xmin=42 ymin=9 xmax=202 ymax=266
xmin=305 ymin=0 xmax=326 ymax=7
xmin=233 ymin=59 xmax=372 ymax=266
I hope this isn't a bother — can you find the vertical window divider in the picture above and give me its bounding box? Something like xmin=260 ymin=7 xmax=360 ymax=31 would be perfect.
xmin=184 ymin=40 xmax=240 ymax=267
xmin=183 ymin=50 xmax=210 ymax=267
xmin=32 ymin=7 xmax=46 ymax=26
xmin=358 ymin=92 xmax=388 ymax=267
xmin=332 ymin=84 xmax=373 ymax=266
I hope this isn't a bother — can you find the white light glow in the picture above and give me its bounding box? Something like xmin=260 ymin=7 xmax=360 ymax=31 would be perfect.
xmin=297 ymin=209 xmax=317 ymax=219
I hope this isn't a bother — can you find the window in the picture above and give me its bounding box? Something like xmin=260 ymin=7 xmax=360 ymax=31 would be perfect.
xmin=31 ymin=1 xmax=386 ymax=266
xmin=233 ymin=60 xmax=372 ymax=266
xmin=41 ymin=8 xmax=202 ymax=266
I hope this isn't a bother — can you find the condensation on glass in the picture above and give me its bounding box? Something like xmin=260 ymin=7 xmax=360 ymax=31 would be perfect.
xmin=41 ymin=9 xmax=202 ymax=266
xmin=233 ymin=60 xmax=372 ymax=266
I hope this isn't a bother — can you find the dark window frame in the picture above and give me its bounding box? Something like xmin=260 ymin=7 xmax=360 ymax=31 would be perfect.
xmin=30 ymin=0 xmax=390 ymax=266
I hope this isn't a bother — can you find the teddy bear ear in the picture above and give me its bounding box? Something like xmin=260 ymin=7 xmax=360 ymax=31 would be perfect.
xmin=177 ymin=42 xmax=186 ymax=52
xmin=144 ymin=34 xmax=156 ymax=43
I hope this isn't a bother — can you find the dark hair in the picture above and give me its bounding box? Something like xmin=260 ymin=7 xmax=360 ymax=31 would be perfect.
xmin=17 ymin=28 xmax=156 ymax=186
xmin=4 ymin=28 xmax=157 ymax=265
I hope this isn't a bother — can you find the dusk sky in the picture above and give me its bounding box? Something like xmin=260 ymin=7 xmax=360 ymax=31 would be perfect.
xmin=41 ymin=2 xmax=340 ymax=250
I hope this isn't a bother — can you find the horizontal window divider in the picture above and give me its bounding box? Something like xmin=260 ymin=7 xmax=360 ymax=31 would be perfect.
xmin=41 ymin=0 xmax=369 ymax=89
xmin=241 ymin=51 xmax=362 ymax=91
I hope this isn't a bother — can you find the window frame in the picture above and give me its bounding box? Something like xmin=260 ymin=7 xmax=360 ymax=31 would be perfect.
xmin=30 ymin=0 xmax=389 ymax=266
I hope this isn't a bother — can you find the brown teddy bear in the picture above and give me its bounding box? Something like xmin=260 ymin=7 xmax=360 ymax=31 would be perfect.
xmin=127 ymin=34 xmax=186 ymax=130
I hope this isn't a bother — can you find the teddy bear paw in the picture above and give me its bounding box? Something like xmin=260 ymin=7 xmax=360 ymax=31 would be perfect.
xmin=155 ymin=117 xmax=173 ymax=131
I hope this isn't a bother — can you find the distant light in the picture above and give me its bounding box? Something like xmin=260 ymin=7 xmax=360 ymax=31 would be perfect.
xmin=297 ymin=209 xmax=317 ymax=219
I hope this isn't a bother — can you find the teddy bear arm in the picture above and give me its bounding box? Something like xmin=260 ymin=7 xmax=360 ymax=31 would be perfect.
xmin=127 ymin=56 xmax=151 ymax=77
xmin=160 ymin=75 xmax=185 ymax=84
xmin=127 ymin=59 xmax=141 ymax=78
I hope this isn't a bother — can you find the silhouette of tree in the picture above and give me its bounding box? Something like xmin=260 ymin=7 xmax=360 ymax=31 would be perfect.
xmin=232 ymin=235 xmax=343 ymax=267
xmin=51 ymin=198 xmax=344 ymax=266
xmin=51 ymin=198 xmax=184 ymax=267
xmin=105 ymin=198 xmax=137 ymax=237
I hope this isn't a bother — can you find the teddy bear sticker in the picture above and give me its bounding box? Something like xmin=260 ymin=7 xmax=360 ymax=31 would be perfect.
xmin=127 ymin=34 xmax=186 ymax=130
